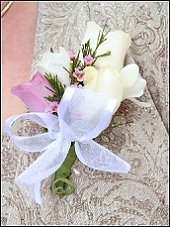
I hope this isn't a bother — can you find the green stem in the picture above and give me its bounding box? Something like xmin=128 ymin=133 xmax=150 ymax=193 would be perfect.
xmin=51 ymin=143 xmax=77 ymax=196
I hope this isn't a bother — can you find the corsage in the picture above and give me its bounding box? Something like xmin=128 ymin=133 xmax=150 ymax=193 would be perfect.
xmin=5 ymin=21 xmax=149 ymax=206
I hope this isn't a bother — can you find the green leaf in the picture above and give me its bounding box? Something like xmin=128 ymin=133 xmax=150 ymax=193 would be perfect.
xmin=44 ymin=96 xmax=55 ymax=102
xmin=45 ymin=86 xmax=55 ymax=93
xmin=45 ymin=73 xmax=65 ymax=102
xmin=63 ymin=66 xmax=71 ymax=75
xmin=92 ymin=51 xmax=111 ymax=65
xmin=91 ymin=23 xmax=110 ymax=58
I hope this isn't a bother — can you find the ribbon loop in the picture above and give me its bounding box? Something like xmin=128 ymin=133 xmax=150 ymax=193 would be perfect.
xmin=5 ymin=112 xmax=59 ymax=152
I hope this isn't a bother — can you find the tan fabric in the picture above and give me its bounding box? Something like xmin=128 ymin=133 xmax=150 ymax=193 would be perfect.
xmin=1 ymin=2 xmax=169 ymax=226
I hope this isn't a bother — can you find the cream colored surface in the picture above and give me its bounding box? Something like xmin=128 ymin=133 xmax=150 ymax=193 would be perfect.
xmin=1 ymin=2 xmax=169 ymax=226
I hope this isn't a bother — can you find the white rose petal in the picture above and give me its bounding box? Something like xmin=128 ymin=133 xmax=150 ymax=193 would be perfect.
xmin=96 ymin=31 xmax=131 ymax=71
xmin=124 ymin=77 xmax=147 ymax=98
xmin=37 ymin=47 xmax=71 ymax=85
xmin=119 ymin=64 xmax=147 ymax=99
xmin=82 ymin=22 xmax=131 ymax=71
xmin=84 ymin=66 xmax=123 ymax=109
xmin=120 ymin=64 xmax=139 ymax=88
xmin=83 ymin=66 xmax=98 ymax=90
xmin=95 ymin=67 xmax=123 ymax=114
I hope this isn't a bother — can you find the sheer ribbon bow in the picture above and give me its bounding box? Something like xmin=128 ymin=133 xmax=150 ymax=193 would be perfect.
xmin=5 ymin=87 xmax=130 ymax=205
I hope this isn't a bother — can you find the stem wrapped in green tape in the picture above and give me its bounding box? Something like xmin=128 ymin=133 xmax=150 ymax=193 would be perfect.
xmin=51 ymin=142 xmax=77 ymax=196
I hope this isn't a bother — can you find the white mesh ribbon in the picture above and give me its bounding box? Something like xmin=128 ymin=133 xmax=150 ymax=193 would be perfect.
xmin=5 ymin=86 xmax=130 ymax=205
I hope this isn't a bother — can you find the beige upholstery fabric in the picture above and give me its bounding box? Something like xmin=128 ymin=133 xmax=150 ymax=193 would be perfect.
xmin=1 ymin=2 xmax=169 ymax=226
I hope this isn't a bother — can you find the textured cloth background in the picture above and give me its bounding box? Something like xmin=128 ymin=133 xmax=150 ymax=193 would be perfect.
xmin=1 ymin=2 xmax=169 ymax=226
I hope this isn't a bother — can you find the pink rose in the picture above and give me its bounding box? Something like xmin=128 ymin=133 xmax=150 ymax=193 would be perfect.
xmin=11 ymin=71 xmax=54 ymax=112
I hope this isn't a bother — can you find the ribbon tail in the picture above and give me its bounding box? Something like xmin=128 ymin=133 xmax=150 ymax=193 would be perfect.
xmin=15 ymin=133 xmax=71 ymax=205
xmin=75 ymin=140 xmax=130 ymax=173
xmin=128 ymin=97 xmax=151 ymax=107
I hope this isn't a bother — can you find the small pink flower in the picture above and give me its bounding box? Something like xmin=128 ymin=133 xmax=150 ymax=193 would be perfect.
xmin=11 ymin=71 xmax=54 ymax=112
xmin=67 ymin=49 xmax=75 ymax=60
xmin=73 ymin=68 xmax=85 ymax=82
xmin=45 ymin=102 xmax=58 ymax=113
xmin=84 ymin=55 xmax=94 ymax=65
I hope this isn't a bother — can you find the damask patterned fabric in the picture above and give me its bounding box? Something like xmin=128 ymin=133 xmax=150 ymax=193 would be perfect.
xmin=1 ymin=2 xmax=169 ymax=226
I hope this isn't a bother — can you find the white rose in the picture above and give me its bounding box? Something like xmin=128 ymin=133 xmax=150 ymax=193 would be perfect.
xmin=37 ymin=47 xmax=71 ymax=85
xmin=82 ymin=21 xmax=149 ymax=112
xmin=82 ymin=21 xmax=131 ymax=71
xmin=84 ymin=64 xmax=147 ymax=114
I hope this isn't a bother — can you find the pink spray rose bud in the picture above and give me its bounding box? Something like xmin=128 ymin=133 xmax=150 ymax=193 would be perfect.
xmin=11 ymin=71 xmax=54 ymax=112
xmin=73 ymin=68 xmax=86 ymax=82
xmin=84 ymin=55 xmax=94 ymax=65
xmin=67 ymin=49 xmax=75 ymax=60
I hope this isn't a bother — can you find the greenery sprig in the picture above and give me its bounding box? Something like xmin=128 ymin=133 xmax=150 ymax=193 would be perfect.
xmin=91 ymin=24 xmax=110 ymax=58
xmin=81 ymin=40 xmax=93 ymax=57
xmin=44 ymin=73 xmax=65 ymax=102
xmin=64 ymin=24 xmax=111 ymax=84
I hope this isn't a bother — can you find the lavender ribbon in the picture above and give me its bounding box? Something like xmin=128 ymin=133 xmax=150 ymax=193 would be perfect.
xmin=5 ymin=86 xmax=130 ymax=206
